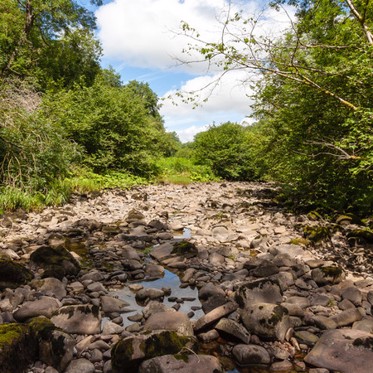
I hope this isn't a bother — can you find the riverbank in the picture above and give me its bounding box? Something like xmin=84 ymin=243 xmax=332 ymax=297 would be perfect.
xmin=1 ymin=182 xmax=372 ymax=373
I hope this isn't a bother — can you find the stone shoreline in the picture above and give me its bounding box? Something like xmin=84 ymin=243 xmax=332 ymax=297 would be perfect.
xmin=0 ymin=182 xmax=372 ymax=373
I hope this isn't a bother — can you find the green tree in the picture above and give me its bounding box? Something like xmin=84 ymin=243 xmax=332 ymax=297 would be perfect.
xmin=181 ymin=0 xmax=373 ymax=214
xmin=0 ymin=0 xmax=102 ymax=88
xmin=192 ymin=122 xmax=259 ymax=180
xmin=41 ymin=78 xmax=174 ymax=176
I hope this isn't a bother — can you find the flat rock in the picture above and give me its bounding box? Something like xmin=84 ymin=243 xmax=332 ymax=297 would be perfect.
xmin=139 ymin=354 xmax=223 ymax=373
xmin=330 ymin=308 xmax=363 ymax=327
xmin=13 ymin=296 xmax=61 ymax=322
xmin=101 ymin=296 xmax=130 ymax=314
xmin=51 ymin=305 xmax=101 ymax=334
xmin=305 ymin=329 xmax=373 ymax=373
xmin=38 ymin=277 xmax=67 ymax=300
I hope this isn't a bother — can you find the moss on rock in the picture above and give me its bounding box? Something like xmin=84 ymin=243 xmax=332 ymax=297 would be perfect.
xmin=171 ymin=240 xmax=198 ymax=258
xmin=0 ymin=323 xmax=37 ymax=373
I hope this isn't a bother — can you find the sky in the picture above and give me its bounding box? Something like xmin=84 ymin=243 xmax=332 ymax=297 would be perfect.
xmin=87 ymin=0 xmax=294 ymax=142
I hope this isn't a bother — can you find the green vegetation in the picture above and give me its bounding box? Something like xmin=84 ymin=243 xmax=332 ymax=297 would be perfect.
xmin=181 ymin=0 xmax=373 ymax=216
xmin=1 ymin=0 xmax=373 ymax=219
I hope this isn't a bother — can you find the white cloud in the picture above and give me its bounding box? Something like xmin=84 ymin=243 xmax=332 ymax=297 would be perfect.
xmin=96 ymin=0 xmax=295 ymax=141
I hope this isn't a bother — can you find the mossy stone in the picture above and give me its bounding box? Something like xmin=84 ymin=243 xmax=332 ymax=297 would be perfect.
xmin=303 ymin=225 xmax=331 ymax=242
xmin=111 ymin=330 xmax=195 ymax=373
xmin=0 ymin=259 xmax=33 ymax=290
xmin=0 ymin=323 xmax=37 ymax=373
xmin=171 ymin=240 xmax=198 ymax=258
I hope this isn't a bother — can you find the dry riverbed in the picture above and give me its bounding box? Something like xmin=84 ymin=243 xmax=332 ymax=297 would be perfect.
xmin=0 ymin=182 xmax=372 ymax=373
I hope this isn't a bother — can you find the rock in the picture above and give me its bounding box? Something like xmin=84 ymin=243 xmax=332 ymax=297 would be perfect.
xmin=87 ymin=281 xmax=106 ymax=293
xmin=270 ymin=360 xmax=294 ymax=371
xmin=311 ymin=266 xmax=345 ymax=286
xmin=136 ymin=288 xmax=164 ymax=303
xmin=353 ymin=319 xmax=373 ymax=333
xmin=37 ymin=326 xmax=75 ymax=371
xmin=64 ymin=358 xmax=95 ymax=373
xmin=37 ymin=278 xmax=67 ymax=300
xmin=111 ymin=330 xmax=195 ymax=373
xmin=171 ymin=240 xmax=198 ymax=258
xmin=215 ymin=318 xmax=251 ymax=344
xmin=0 ymin=323 xmax=37 ymax=373
xmin=30 ymin=245 xmax=80 ymax=277
xmin=144 ymin=263 xmax=164 ymax=279
xmin=271 ymin=244 xmax=305 ymax=259
xmin=308 ymin=315 xmax=337 ymax=330
xmin=80 ymin=269 xmax=104 ymax=282
xmin=51 ymin=305 xmax=101 ymax=334
xmin=102 ymin=320 xmax=124 ymax=335
xmin=341 ymin=286 xmax=362 ymax=306
xmin=150 ymin=242 xmax=174 ymax=261
xmin=144 ymin=311 xmax=193 ymax=336
xmin=330 ymin=308 xmax=363 ymax=327
xmin=198 ymin=283 xmax=227 ymax=313
xmin=101 ymin=296 xmax=130 ymax=314
xmin=0 ymin=259 xmax=33 ymax=290
xmin=13 ymin=296 xmax=61 ymax=322
xmin=194 ymin=302 xmax=238 ymax=333
xmin=212 ymin=225 xmax=230 ymax=242
xmin=232 ymin=344 xmax=271 ymax=366
xmin=294 ymin=330 xmax=319 ymax=346
xmin=235 ymin=279 xmax=283 ymax=307
xmin=241 ymin=303 xmax=290 ymax=341
xmin=305 ymin=329 xmax=373 ymax=373
xmin=139 ymin=354 xmax=223 ymax=373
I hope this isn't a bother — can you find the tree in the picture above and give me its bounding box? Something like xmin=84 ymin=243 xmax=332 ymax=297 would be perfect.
xmin=180 ymin=0 xmax=373 ymax=213
xmin=192 ymin=122 xmax=259 ymax=180
xmin=0 ymin=0 xmax=102 ymax=88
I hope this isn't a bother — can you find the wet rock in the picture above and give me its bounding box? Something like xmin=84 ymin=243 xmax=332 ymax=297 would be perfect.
xmin=235 ymin=279 xmax=283 ymax=307
xmin=13 ymin=296 xmax=61 ymax=322
xmin=144 ymin=311 xmax=193 ymax=336
xmin=305 ymin=329 xmax=373 ymax=373
xmin=294 ymin=330 xmax=319 ymax=346
xmin=139 ymin=354 xmax=223 ymax=373
xmin=30 ymin=245 xmax=80 ymax=277
xmin=215 ymin=318 xmax=251 ymax=344
xmin=111 ymin=330 xmax=195 ymax=373
xmin=144 ymin=263 xmax=164 ymax=279
xmin=194 ymin=302 xmax=238 ymax=333
xmin=51 ymin=305 xmax=101 ymax=334
xmin=101 ymin=296 xmax=130 ymax=314
xmin=64 ymin=358 xmax=95 ymax=373
xmin=0 ymin=259 xmax=33 ymax=290
xmin=232 ymin=344 xmax=271 ymax=366
xmin=241 ymin=303 xmax=290 ymax=341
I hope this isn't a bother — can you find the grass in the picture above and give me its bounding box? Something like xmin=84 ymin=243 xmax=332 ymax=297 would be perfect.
xmin=156 ymin=157 xmax=218 ymax=184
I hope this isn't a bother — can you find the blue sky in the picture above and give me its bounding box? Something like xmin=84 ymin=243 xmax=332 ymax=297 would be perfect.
xmin=81 ymin=0 xmax=293 ymax=141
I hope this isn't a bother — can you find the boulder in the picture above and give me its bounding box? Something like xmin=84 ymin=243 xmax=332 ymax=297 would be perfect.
xmin=64 ymin=358 xmax=95 ymax=373
xmin=0 ymin=323 xmax=37 ymax=373
xmin=139 ymin=354 xmax=223 ymax=373
xmin=30 ymin=245 xmax=80 ymax=277
xmin=305 ymin=329 xmax=373 ymax=373
xmin=241 ymin=303 xmax=290 ymax=341
xmin=144 ymin=311 xmax=193 ymax=336
xmin=51 ymin=305 xmax=101 ymax=334
xmin=111 ymin=330 xmax=195 ymax=373
xmin=235 ymin=279 xmax=283 ymax=308
xmin=0 ymin=259 xmax=33 ymax=290
xmin=232 ymin=344 xmax=271 ymax=366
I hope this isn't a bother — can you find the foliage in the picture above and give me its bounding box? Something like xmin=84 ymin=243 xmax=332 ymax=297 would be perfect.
xmin=192 ymin=122 xmax=263 ymax=181
xmin=0 ymin=78 xmax=79 ymax=192
xmin=40 ymin=77 xmax=172 ymax=177
xmin=182 ymin=0 xmax=373 ymax=215
xmin=156 ymin=157 xmax=218 ymax=184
